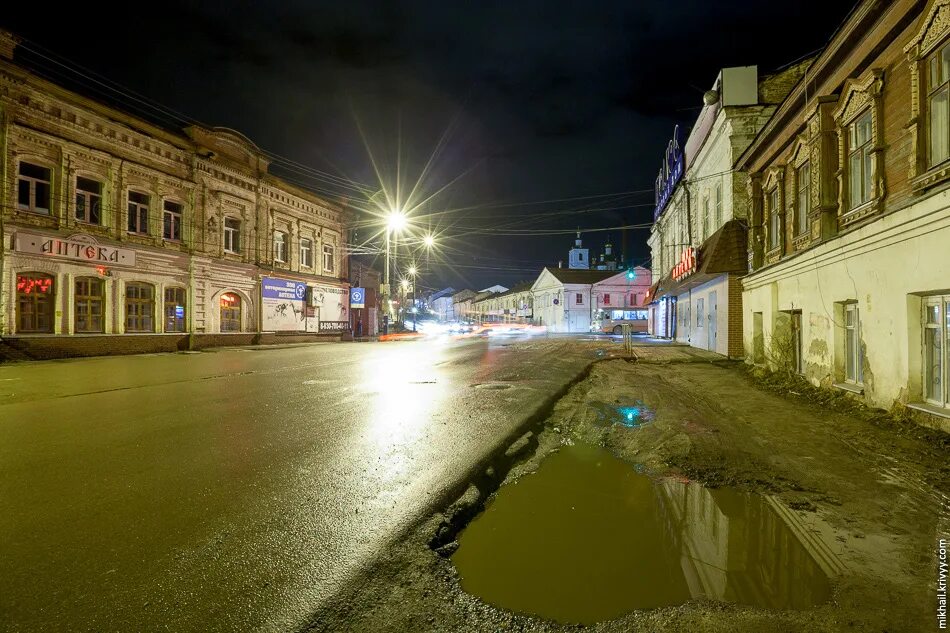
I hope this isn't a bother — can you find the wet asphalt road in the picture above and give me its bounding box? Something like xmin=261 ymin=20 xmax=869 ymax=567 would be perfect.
xmin=0 ymin=336 xmax=598 ymax=632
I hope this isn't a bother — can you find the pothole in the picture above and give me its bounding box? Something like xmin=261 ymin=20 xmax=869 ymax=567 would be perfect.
xmin=451 ymin=443 xmax=832 ymax=625
xmin=473 ymin=382 xmax=512 ymax=390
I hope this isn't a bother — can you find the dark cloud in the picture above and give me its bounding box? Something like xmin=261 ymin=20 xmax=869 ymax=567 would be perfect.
xmin=1 ymin=0 xmax=857 ymax=289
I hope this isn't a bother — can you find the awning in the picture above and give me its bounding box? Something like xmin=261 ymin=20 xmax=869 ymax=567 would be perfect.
xmin=654 ymin=219 xmax=748 ymax=297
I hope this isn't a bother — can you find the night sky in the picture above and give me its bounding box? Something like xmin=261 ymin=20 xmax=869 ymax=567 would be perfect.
xmin=3 ymin=0 xmax=857 ymax=291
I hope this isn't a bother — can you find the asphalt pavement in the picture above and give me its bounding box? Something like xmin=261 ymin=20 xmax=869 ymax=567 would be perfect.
xmin=0 ymin=335 xmax=601 ymax=632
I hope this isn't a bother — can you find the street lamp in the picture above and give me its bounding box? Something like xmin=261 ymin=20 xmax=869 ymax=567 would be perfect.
xmin=423 ymin=234 xmax=435 ymax=248
xmin=384 ymin=209 xmax=408 ymax=330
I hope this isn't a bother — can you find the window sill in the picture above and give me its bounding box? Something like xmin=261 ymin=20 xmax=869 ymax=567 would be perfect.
xmin=906 ymin=402 xmax=950 ymax=419
xmin=911 ymin=161 xmax=950 ymax=192
xmin=839 ymin=199 xmax=881 ymax=228
xmin=833 ymin=382 xmax=864 ymax=395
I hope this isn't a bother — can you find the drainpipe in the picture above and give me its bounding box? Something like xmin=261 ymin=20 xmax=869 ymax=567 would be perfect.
xmin=682 ymin=181 xmax=694 ymax=345
xmin=0 ymin=101 xmax=7 ymax=337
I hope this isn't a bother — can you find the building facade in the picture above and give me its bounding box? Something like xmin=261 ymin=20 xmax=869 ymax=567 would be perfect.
xmin=531 ymin=267 xmax=615 ymax=332
xmin=738 ymin=0 xmax=950 ymax=425
xmin=591 ymin=267 xmax=653 ymax=330
xmin=0 ymin=31 xmax=350 ymax=358
xmin=647 ymin=63 xmax=808 ymax=358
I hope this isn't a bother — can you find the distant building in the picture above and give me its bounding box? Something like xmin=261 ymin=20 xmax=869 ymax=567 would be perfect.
xmin=429 ymin=287 xmax=457 ymax=321
xmin=593 ymin=240 xmax=620 ymax=271
xmin=349 ymin=261 xmax=381 ymax=337
xmin=479 ymin=284 xmax=508 ymax=294
xmin=451 ymin=289 xmax=478 ymax=322
xmin=531 ymin=267 xmax=615 ymax=332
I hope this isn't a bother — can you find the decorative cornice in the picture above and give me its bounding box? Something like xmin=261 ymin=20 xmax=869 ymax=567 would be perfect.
xmin=833 ymin=69 xmax=884 ymax=124
xmin=905 ymin=0 xmax=950 ymax=59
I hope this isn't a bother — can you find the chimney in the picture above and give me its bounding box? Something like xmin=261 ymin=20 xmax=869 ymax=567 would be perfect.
xmin=558 ymin=260 xmax=563 ymax=268
xmin=0 ymin=30 xmax=21 ymax=60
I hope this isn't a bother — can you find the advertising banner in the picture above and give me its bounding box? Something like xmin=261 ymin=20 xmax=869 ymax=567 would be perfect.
xmin=260 ymin=277 xmax=348 ymax=332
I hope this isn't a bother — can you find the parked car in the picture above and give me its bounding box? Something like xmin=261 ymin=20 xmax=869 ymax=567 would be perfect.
xmin=594 ymin=310 xmax=649 ymax=334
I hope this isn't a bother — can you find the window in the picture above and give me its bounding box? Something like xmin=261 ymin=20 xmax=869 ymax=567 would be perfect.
xmin=18 ymin=162 xmax=51 ymax=214
xmin=768 ymin=188 xmax=780 ymax=249
xmin=714 ymin=183 xmax=723 ymax=227
xmin=125 ymin=283 xmax=155 ymax=333
xmin=127 ymin=191 xmax=149 ymax=234
xmin=220 ymin=293 xmax=242 ymax=332
xmin=162 ymin=201 xmax=182 ymax=241
xmin=844 ymin=303 xmax=863 ymax=384
xmin=696 ymin=298 xmax=704 ymax=329
xmin=578 ymin=252 xmax=584 ymax=262
xmin=791 ymin=311 xmax=803 ymax=374
xmin=223 ymin=218 xmax=240 ymax=253
xmin=929 ymin=42 xmax=950 ymax=167
xmin=848 ymin=110 xmax=873 ymax=209
xmin=702 ymin=196 xmax=710 ymax=239
xmin=274 ymin=231 xmax=287 ymax=263
xmin=300 ymin=238 xmax=313 ymax=268
xmin=323 ymin=243 xmax=334 ymax=272
xmin=164 ymin=287 xmax=186 ymax=333
xmin=75 ymin=177 xmax=102 ymax=224
xmin=16 ymin=273 xmax=54 ymax=333
xmin=923 ymin=297 xmax=950 ymax=407
xmin=74 ymin=277 xmax=104 ymax=333
xmin=603 ymin=293 xmax=611 ymax=306
xmin=796 ymin=162 xmax=811 ymax=236
xmin=575 ymin=293 xmax=583 ymax=305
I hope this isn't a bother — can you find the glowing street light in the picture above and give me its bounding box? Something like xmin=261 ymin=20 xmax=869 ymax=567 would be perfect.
xmin=423 ymin=234 xmax=435 ymax=248
xmin=387 ymin=210 xmax=408 ymax=232
xmin=408 ymin=265 xmax=418 ymax=277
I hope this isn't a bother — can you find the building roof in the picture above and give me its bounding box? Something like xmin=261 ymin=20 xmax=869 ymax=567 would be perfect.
xmin=654 ymin=219 xmax=747 ymax=297
xmin=429 ymin=287 xmax=456 ymax=301
xmin=542 ymin=267 xmax=617 ymax=285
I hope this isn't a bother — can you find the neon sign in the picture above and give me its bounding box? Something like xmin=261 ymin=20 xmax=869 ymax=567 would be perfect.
xmin=671 ymin=247 xmax=698 ymax=282
xmin=220 ymin=293 xmax=240 ymax=307
xmin=16 ymin=275 xmax=53 ymax=294
xmin=654 ymin=125 xmax=685 ymax=221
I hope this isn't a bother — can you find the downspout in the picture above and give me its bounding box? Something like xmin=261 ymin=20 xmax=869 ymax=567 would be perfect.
xmin=0 ymin=99 xmax=7 ymax=337
xmin=683 ymin=181 xmax=694 ymax=345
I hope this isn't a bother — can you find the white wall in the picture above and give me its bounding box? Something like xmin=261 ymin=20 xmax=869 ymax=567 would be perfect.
xmin=675 ymin=276 xmax=730 ymax=355
xmin=743 ymin=190 xmax=950 ymax=410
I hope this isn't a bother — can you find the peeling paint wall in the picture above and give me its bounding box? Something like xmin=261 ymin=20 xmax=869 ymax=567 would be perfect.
xmin=743 ymin=189 xmax=950 ymax=410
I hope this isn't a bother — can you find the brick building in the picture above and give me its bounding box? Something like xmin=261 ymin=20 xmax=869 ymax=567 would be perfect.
xmin=738 ymin=0 xmax=950 ymax=424
xmin=0 ymin=31 xmax=351 ymax=359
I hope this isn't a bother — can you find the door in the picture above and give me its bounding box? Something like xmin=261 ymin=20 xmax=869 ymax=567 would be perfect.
xmin=707 ymin=291 xmax=717 ymax=351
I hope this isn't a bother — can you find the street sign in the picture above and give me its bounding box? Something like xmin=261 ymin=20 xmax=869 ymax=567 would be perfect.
xmin=350 ymin=287 xmax=366 ymax=308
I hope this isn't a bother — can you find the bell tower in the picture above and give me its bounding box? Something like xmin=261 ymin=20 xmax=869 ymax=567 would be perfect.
xmin=568 ymin=231 xmax=589 ymax=269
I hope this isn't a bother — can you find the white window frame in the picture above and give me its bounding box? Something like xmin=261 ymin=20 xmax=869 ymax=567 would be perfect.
xmin=75 ymin=176 xmax=103 ymax=224
xmin=223 ymin=218 xmax=241 ymax=254
xmin=127 ymin=191 xmax=150 ymax=235
xmin=844 ymin=303 xmax=863 ymax=384
xmin=274 ymin=231 xmax=287 ymax=263
xmin=322 ymin=243 xmax=334 ymax=273
xmin=848 ymin=110 xmax=874 ymax=210
xmin=162 ymin=200 xmax=183 ymax=242
xmin=575 ymin=293 xmax=583 ymax=305
xmin=300 ymin=238 xmax=313 ymax=268
xmin=17 ymin=161 xmax=52 ymax=215
xmin=923 ymin=296 xmax=948 ymax=407
xmin=928 ymin=42 xmax=950 ymax=168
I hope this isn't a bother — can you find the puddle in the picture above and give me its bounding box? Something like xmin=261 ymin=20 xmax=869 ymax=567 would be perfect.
xmin=452 ymin=444 xmax=831 ymax=625
xmin=590 ymin=400 xmax=656 ymax=427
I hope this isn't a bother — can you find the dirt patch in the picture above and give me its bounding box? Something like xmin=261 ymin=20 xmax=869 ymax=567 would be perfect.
xmin=305 ymin=356 xmax=948 ymax=632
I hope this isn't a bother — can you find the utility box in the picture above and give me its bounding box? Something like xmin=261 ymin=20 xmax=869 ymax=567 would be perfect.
xmin=720 ymin=66 xmax=758 ymax=106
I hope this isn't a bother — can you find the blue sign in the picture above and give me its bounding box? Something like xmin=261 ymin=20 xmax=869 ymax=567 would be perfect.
xmin=654 ymin=125 xmax=685 ymax=221
xmin=262 ymin=276 xmax=307 ymax=300
xmin=175 ymin=305 xmax=185 ymax=318
xmin=350 ymin=287 xmax=366 ymax=309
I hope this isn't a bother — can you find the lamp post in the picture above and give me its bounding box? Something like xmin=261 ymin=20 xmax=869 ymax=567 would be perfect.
xmin=408 ymin=265 xmax=418 ymax=332
xmin=384 ymin=210 xmax=407 ymax=329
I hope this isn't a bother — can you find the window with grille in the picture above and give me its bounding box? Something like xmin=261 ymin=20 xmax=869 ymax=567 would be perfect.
xmin=16 ymin=273 xmax=54 ymax=333
xmin=125 ymin=282 xmax=155 ymax=332
xmin=74 ymin=277 xmax=104 ymax=333
xmin=127 ymin=191 xmax=150 ymax=234
xmin=220 ymin=293 xmax=242 ymax=332
xmin=75 ymin=177 xmax=103 ymax=224
xmin=164 ymin=287 xmax=186 ymax=333
xmin=18 ymin=162 xmax=51 ymax=214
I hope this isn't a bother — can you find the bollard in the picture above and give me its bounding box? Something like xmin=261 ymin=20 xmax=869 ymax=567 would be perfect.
xmin=622 ymin=324 xmax=633 ymax=354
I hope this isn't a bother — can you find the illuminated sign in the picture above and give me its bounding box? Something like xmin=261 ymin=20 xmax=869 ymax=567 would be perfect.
xmin=653 ymin=125 xmax=685 ymax=221
xmin=16 ymin=275 xmax=52 ymax=294
xmin=671 ymin=247 xmax=698 ymax=282
xmin=14 ymin=232 xmax=135 ymax=266
xmin=350 ymin=287 xmax=365 ymax=309
xmin=220 ymin=293 xmax=240 ymax=307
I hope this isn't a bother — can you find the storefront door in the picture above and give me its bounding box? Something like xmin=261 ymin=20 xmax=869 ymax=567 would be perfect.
xmin=707 ymin=291 xmax=717 ymax=351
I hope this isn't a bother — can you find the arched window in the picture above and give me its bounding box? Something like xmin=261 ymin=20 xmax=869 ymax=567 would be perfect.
xmin=16 ymin=273 xmax=54 ymax=333
xmin=164 ymin=287 xmax=187 ymax=332
xmin=220 ymin=293 xmax=242 ymax=332
xmin=75 ymin=277 xmax=104 ymax=333
xmin=125 ymin=282 xmax=155 ymax=332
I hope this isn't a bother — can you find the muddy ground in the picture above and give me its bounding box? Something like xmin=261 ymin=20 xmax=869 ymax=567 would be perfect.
xmin=306 ymin=347 xmax=950 ymax=633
